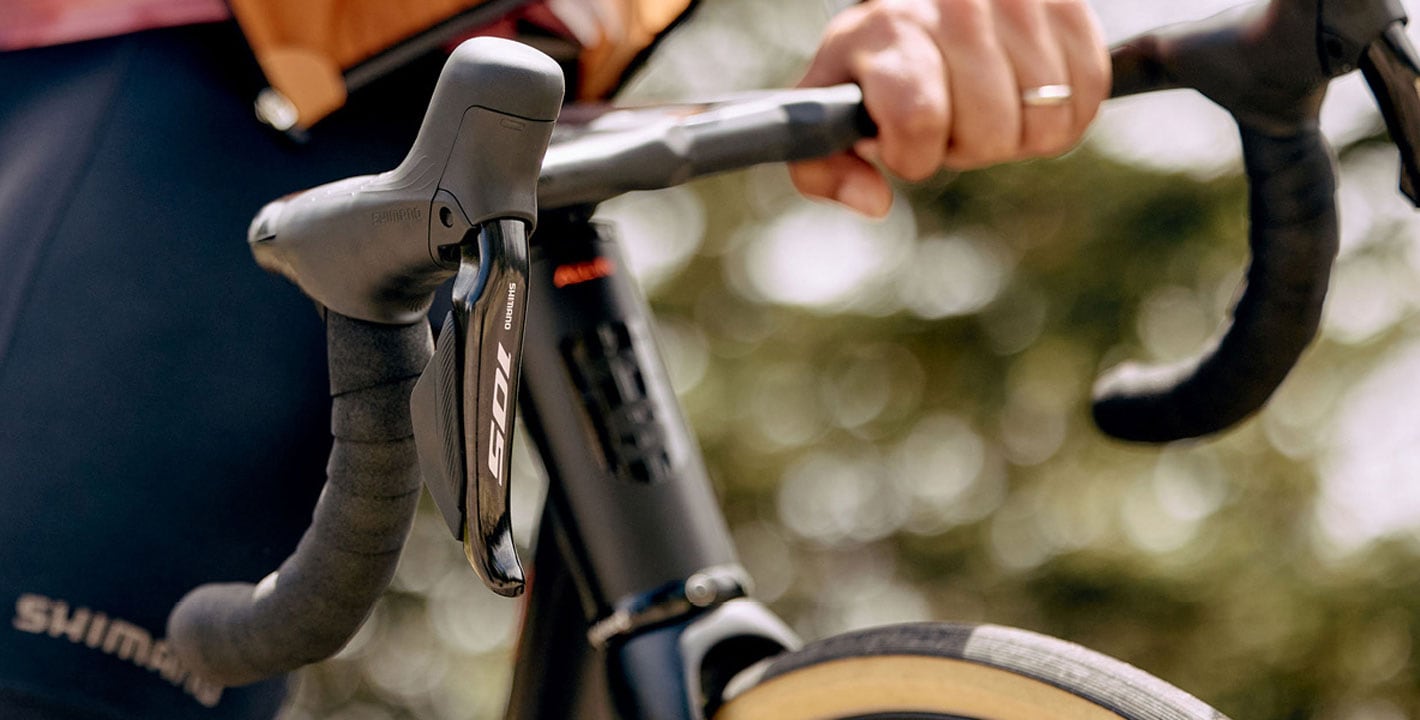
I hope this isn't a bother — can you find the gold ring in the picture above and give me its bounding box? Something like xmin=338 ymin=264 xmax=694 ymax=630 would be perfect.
xmin=1021 ymin=84 xmax=1073 ymax=107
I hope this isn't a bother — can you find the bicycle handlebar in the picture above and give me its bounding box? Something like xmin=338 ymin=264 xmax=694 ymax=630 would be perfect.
xmin=168 ymin=37 xmax=565 ymax=686
xmin=1091 ymin=0 xmax=1344 ymax=441
xmin=168 ymin=0 xmax=1420 ymax=689
xmin=245 ymin=39 xmax=561 ymax=325
xmin=538 ymin=84 xmax=876 ymax=209
xmin=1091 ymin=0 xmax=1417 ymax=440
xmin=168 ymin=315 xmax=431 ymax=685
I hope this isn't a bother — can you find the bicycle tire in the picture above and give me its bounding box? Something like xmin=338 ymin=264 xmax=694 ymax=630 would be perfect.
xmin=715 ymin=622 xmax=1229 ymax=720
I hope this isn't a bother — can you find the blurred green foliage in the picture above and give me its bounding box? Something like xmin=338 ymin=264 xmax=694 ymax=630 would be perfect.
xmin=669 ymin=145 xmax=1420 ymax=720
xmin=280 ymin=2 xmax=1420 ymax=719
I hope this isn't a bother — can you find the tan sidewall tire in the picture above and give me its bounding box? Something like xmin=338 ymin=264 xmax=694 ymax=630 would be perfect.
xmin=715 ymin=654 xmax=1124 ymax=720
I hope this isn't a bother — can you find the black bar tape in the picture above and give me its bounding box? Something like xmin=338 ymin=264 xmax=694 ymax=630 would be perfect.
xmin=167 ymin=314 xmax=433 ymax=686
xmin=1092 ymin=124 xmax=1337 ymax=442
xmin=326 ymin=312 xmax=436 ymax=395
xmin=330 ymin=380 xmax=419 ymax=442
xmin=1109 ymin=38 xmax=1181 ymax=99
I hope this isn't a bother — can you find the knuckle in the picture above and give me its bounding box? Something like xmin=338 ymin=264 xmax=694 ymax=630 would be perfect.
xmin=1046 ymin=0 xmax=1092 ymax=15
xmin=822 ymin=6 xmax=864 ymax=42
xmin=859 ymin=5 xmax=921 ymax=45
xmin=938 ymin=0 xmax=991 ymax=23
xmin=893 ymin=100 xmax=947 ymax=145
xmin=873 ymin=0 xmax=935 ymax=24
xmin=1047 ymin=0 xmax=1104 ymax=43
xmin=861 ymin=70 xmax=947 ymax=141
xmin=990 ymin=0 xmax=1038 ymax=24
xmin=821 ymin=4 xmax=878 ymax=46
xmin=937 ymin=0 xmax=995 ymax=47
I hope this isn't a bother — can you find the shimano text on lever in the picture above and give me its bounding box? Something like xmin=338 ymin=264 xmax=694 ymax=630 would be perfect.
xmin=247 ymin=37 xmax=564 ymax=596
xmin=410 ymin=218 xmax=532 ymax=596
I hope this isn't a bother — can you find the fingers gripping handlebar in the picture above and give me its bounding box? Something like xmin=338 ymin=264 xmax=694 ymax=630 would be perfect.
xmin=535 ymin=0 xmax=1420 ymax=442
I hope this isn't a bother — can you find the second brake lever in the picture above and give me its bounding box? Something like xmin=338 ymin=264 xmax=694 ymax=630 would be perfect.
xmin=1316 ymin=0 xmax=1420 ymax=201
xmin=1360 ymin=22 xmax=1420 ymax=204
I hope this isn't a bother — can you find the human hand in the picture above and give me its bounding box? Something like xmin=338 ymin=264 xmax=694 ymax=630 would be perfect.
xmin=791 ymin=0 xmax=1111 ymax=216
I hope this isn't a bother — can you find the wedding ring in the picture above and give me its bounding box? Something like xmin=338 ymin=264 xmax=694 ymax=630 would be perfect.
xmin=1021 ymin=84 xmax=1074 ymax=107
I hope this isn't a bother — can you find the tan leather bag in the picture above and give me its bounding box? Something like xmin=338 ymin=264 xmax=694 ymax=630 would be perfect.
xmin=229 ymin=0 xmax=693 ymax=129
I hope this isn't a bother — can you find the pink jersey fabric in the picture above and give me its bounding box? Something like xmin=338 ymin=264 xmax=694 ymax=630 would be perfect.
xmin=0 ymin=0 xmax=232 ymax=51
xmin=0 ymin=0 xmax=626 ymax=52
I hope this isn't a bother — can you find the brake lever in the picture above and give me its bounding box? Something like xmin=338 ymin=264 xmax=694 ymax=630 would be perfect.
xmin=247 ymin=39 xmax=560 ymax=585
xmin=401 ymin=53 xmax=565 ymax=597
xmin=412 ymin=219 xmax=531 ymax=597
xmin=1360 ymin=22 xmax=1420 ymax=204
xmin=1310 ymin=0 xmax=1420 ymax=202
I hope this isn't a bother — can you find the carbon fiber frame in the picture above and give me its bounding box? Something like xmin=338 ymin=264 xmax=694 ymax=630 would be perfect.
xmin=502 ymin=211 xmax=797 ymax=720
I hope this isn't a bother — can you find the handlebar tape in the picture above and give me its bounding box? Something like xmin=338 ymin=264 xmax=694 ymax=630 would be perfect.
xmin=1091 ymin=1 xmax=1342 ymax=442
xmin=1091 ymin=124 xmax=1337 ymax=442
xmin=167 ymin=313 xmax=432 ymax=686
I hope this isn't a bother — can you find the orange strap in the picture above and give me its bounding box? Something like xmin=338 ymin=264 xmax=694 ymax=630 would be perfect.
xmin=229 ymin=0 xmax=693 ymax=129
xmin=577 ymin=0 xmax=692 ymax=99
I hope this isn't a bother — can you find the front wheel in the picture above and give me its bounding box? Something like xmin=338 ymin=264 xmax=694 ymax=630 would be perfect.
xmin=714 ymin=622 xmax=1228 ymax=720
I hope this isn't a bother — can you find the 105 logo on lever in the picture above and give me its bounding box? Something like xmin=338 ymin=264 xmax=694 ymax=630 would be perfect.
xmin=412 ymin=219 xmax=531 ymax=597
xmin=487 ymin=340 xmax=514 ymax=485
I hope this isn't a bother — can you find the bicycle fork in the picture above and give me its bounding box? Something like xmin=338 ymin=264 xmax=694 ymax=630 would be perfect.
xmin=506 ymin=212 xmax=798 ymax=720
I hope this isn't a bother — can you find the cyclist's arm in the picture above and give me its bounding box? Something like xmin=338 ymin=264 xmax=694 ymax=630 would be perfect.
xmin=792 ymin=0 xmax=1111 ymax=216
